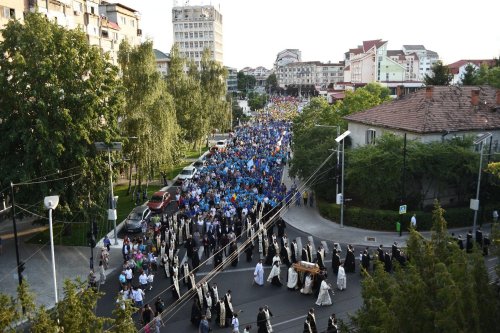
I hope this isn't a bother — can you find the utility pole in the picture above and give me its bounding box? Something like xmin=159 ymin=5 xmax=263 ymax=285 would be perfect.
xmin=10 ymin=183 xmax=23 ymax=288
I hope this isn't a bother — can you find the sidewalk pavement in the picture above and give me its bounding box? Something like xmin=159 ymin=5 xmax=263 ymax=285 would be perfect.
xmin=279 ymin=162 xmax=490 ymax=248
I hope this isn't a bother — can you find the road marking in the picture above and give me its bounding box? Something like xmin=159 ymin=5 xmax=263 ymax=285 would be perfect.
xmin=307 ymin=236 xmax=316 ymax=255
xmin=488 ymin=257 xmax=497 ymax=261
xmin=273 ymin=314 xmax=306 ymax=327
xmin=321 ymin=240 xmax=329 ymax=254
xmin=1 ymin=226 xmax=49 ymax=239
xmin=296 ymin=237 xmax=303 ymax=257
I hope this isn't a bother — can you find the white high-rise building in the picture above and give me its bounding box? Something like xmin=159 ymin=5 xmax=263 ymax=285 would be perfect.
xmin=172 ymin=3 xmax=223 ymax=67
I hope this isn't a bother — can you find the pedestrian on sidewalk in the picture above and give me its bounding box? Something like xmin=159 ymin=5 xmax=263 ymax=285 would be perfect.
xmin=309 ymin=191 xmax=314 ymax=208
xmin=302 ymin=190 xmax=308 ymax=206
xmin=98 ymin=260 xmax=106 ymax=285
xmin=396 ymin=221 xmax=401 ymax=237
xmin=295 ymin=190 xmax=301 ymax=206
xmin=103 ymin=235 xmax=111 ymax=252
xmin=410 ymin=213 xmax=417 ymax=229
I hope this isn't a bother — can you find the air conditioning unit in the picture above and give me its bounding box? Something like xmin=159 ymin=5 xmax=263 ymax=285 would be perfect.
xmin=74 ymin=10 xmax=81 ymax=16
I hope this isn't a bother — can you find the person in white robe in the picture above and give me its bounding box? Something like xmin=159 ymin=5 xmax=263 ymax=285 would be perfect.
xmin=264 ymin=306 xmax=273 ymax=332
xmin=315 ymin=279 xmax=333 ymax=306
xmin=267 ymin=262 xmax=282 ymax=286
xmin=254 ymin=260 xmax=264 ymax=286
xmin=286 ymin=266 xmax=298 ymax=290
xmin=337 ymin=263 xmax=346 ymax=291
xmin=300 ymin=273 xmax=313 ymax=294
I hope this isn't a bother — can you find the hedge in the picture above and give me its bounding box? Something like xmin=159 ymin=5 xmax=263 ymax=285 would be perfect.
xmin=317 ymin=200 xmax=487 ymax=231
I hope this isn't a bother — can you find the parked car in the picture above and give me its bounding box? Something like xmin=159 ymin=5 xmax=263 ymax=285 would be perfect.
xmin=177 ymin=165 xmax=197 ymax=183
xmin=193 ymin=159 xmax=206 ymax=171
xmin=214 ymin=139 xmax=227 ymax=151
xmin=125 ymin=205 xmax=151 ymax=233
xmin=146 ymin=191 xmax=172 ymax=212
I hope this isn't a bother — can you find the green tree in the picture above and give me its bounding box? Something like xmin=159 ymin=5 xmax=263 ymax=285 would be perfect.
xmin=460 ymin=63 xmax=478 ymax=85
xmin=475 ymin=64 xmax=500 ymax=88
xmin=118 ymin=40 xmax=181 ymax=189
xmin=424 ymin=60 xmax=452 ymax=86
xmin=347 ymin=201 xmax=500 ymax=332
xmin=0 ymin=13 xmax=123 ymax=220
xmin=200 ymin=48 xmax=230 ymax=142
xmin=265 ymin=73 xmax=279 ymax=93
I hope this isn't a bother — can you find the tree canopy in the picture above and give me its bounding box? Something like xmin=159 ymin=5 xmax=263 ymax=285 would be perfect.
xmin=347 ymin=201 xmax=500 ymax=332
xmin=290 ymin=83 xmax=391 ymax=200
xmin=424 ymin=60 xmax=452 ymax=86
xmin=118 ymin=40 xmax=181 ymax=187
xmin=0 ymin=13 xmax=123 ymax=219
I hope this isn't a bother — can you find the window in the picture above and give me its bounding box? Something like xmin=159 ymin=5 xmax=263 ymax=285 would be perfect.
xmin=189 ymin=32 xmax=193 ymax=38
xmin=189 ymin=23 xmax=193 ymax=28
xmin=493 ymin=140 xmax=499 ymax=152
xmin=194 ymin=32 xmax=198 ymax=38
xmin=120 ymin=16 xmax=126 ymax=25
xmin=366 ymin=129 xmax=376 ymax=145
xmin=1 ymin=6 xmax=14 ymax=19
xmin=199 ymin=31 xmax=203 ymax=38
xmin=184 ymin=32 xmax=188 ymax=38
xmin=184 ymin=23 xmax=188 ymax=28
xmin=91 ymin=6 xmax=95 ymax=15
xmin=130 ymin=19 xmax=135 ymax=27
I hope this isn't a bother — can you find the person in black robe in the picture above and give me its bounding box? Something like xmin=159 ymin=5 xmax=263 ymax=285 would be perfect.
xmin=475 ymin=227 xmax=483 ymax=247
xmin=377 ymin=245 xmax=384 ymax=262
xmin=229 ymin=242 xmax=239 ymax=267
xmin=344 ymin=245 xmax=355 ymax=273
xmin=256 ymin=307 xmax=268 ymax=333
xmin=185 ymin=236 xmax=195 ymax=259
xmin=391 ymin=242 xmax=399 ymax=260
xmin=280 ymin=244 xmax=291 ymax=267
xmin=191 ymin=298 xmax=202 ymax=326
xmin=316 ymin=246 xmax=325 ymax=270
xmin=332 ymin=250 xmax=340 ymax=275
xmin=214 ymin=246 xmax=223 ymax=271
xmin=276 ymin=218 xmax=286 ymax=238
xmin=224 ymin=290 xmax=233 ymax=327
xmin=326 ymin=313 xmax=337 ymax=333
xmin=306 ymin=243 xmax=313 ymax=263
xmin=307 ymin=308 xmax=317 ymax=333
xmin=361 ymin=249 xmax=370 ymax=272
xmin=466 ymin=230 xmax=473 ymax=253
xmin=265 ymin=243 xmax=276 ymax=265
xmin=291 ymin=240 xmax=298 ymax=263
xmin=384 ymin=252 xmax=392 ymax=272
xmin=301 ymin=247 xmax=309 ymax=262
xmin=192 ymin=248 xmax=200 ymax=273
xmin=457 ymin=235 xmax=464 ymax=250
xmin=244 ymin=242 xmax=254 ymax=262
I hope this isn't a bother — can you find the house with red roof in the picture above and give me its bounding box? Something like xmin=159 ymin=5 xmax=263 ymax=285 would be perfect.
xmin=344 ymin=85 xmax=500 ymax=149
xmin=448 ymin=59 xmax=497 ymax=85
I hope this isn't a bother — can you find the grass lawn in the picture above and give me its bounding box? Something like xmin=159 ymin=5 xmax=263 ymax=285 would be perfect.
xmin=184 ymin=147 xmax=208 ymax=159
xmin=26 ymin=220 xmax=108 ymax=247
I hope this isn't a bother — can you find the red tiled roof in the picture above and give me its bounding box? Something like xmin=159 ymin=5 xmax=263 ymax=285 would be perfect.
xmin=447 ymin=59 xmax=496 ymax=75
xmin=344 ymin=86 xmax=500 ymax=133
xmin=102 ymin=20 xmax=120 ymax=30
xmin=362 ymin=39 xmax=386 ymax=52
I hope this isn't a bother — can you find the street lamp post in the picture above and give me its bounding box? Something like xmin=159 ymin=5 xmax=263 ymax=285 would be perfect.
xmin=472 ymin=132 xmax=492 ymax=234
xmin=44 ymin=195 xmax=60 ymax=304
xmin=95 ymin=142 xmax=122 ymax=245
xmin=335 ymin=130 xmax=351 ymax=228
xmin=314 ymin=124 xmax=341 ymax=196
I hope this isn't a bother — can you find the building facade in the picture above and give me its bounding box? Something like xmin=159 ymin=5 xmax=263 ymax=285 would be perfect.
xmin=172 ymin=4 xmax=223 ymax=67
xmin=240 ymin=66 xmax=272 ymax=87
xmin=402 ymin=45 xmax=439 ymax=81
xmin=277 ymin=61 xmax=344 ymax=89
xmin=154 ymin=48 xmax=170 ymax=77
xmin=1 ymin=1 xmax=141 ymax=66
xmin=226 ymin=66 xmax=237 ymax=93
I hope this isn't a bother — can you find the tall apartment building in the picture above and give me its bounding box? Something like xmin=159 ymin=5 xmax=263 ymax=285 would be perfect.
xmin=154 ymin=48 xmax=170 ymax=77
xmin=172 ymin=4 xmax=223 ymax=67
xmin=0 ymin=1 xmax=141 ymax=65
xmin=274 ymin=49 xmax=301 ymax=68
xmin=402 ymin=45 xmax=439 ymax=81
xmin=240 ymin=66 xmax=272 ymax=87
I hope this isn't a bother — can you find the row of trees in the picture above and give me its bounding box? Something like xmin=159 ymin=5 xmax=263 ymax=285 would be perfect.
xmin=0 ymin=13 xmax=229 ymax=222
xmin=424 ymin=59 xmax=500 ymax=87
xmin=344 ymin=201 xmax=500 ymax=332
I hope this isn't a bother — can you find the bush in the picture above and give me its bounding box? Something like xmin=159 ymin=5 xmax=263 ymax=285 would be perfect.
xmin=318 ymin=200 xmax=478 ymax=231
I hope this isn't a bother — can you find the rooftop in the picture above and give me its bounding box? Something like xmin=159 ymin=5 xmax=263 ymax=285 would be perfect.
xmin=344 ymin=86 xmax=500 ymax=134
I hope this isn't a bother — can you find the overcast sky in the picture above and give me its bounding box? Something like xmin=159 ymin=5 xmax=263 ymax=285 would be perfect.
xmin=119 ymin=0 xmax=500 ymax=70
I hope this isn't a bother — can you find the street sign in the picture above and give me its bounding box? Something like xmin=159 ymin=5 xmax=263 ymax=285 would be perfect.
xmin=470 ymin=199 xmax=479 ymax=211
xmin=399 ymin=204 xmax=407 ymax=215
